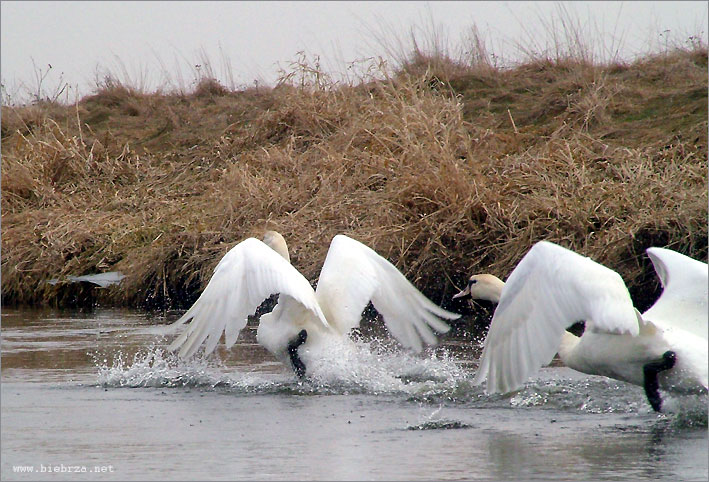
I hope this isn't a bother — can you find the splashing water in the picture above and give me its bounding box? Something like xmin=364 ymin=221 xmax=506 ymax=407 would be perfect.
xmin=92 ymin=335 xmax=706 ymax=425
xmin=506 ymin=377 xmax=647 ymax=414
xmin=302 ymin=336 xmax=469 ymax=396
xmin=93 ymin=336 xmax=469 ymax=398
xmin=404 ymin=403 xmax=474 ymax=430
xmin=94 ymin=345 xmax=279 ymax=390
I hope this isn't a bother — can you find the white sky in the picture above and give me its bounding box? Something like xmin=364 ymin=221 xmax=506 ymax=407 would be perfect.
xmin=1 ymin=1 xmax=707 ymax=103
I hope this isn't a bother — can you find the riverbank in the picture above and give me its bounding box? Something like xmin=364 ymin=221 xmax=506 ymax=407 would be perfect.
xmin=2 ymin=46 xmax=706 ymax=312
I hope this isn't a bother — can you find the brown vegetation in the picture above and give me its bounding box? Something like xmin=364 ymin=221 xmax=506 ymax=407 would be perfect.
xmin=2 ymin=47 xmax=707 ymax=316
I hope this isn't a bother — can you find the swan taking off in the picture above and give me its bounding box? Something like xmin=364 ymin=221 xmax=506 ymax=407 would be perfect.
xmin=168 ymin=231 xmax=458 ymax=378
xmin=453 ymin=241 xmax=708 ymax=412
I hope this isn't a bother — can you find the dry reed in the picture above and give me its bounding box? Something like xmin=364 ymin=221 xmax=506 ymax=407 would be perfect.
xmin=2 ymin=46 xmax=706 ymax=315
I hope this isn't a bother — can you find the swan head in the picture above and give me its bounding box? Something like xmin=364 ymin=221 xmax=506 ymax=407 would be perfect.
xmin=452 ymin=274 xmax=504 ymax=304
xmin=262 ymin=230 xmax=290 ymax=263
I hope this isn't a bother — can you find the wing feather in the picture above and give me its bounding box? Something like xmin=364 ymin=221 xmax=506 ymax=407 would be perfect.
xmin=473 ymin=241 xmax=639 ymax=393
xmin=314 ymin=235 xmax=458 ymax=352
xmin=643 ymin=247 xmax=708 ymax=339
xmin=223 ymin=288 xmax=244 ymax=348
xmin=168 ymin=237 xmax=328 ymax=358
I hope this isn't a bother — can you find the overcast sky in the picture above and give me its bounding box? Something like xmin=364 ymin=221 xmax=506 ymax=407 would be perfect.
xmin=2 ymin=1 xmax=707 ymax=103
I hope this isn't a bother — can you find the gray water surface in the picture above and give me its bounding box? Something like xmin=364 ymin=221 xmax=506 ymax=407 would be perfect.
xmin=1 ymin=307 xmax=707 ymax=481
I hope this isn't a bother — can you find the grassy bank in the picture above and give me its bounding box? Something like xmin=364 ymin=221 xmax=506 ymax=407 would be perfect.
xmin=2 ymin=46 xmax=707 ymax=315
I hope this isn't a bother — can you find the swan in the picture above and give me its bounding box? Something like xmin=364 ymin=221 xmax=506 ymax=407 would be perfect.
xmin=168 ymin=231 xmax=459 ymax=378
xmin=453 ymin=241 xmax=708 ymax=412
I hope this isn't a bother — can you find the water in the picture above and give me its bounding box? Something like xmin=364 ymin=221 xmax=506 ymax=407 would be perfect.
xmin=2 ymin=307 xmax=707 ymax=481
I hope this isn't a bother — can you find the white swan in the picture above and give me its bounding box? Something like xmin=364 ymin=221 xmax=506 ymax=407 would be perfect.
xmin=453 ymin=241 xmax=708 ymax=411
xmin=168 ymin=231 xmax=458 ymax=377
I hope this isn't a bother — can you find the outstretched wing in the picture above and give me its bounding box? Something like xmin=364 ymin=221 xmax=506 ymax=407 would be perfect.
xmin=168 ymin=238 xmax=328 ymax=358
xmin=473 ymin=241 xmax=639 ymax=394
xmin=643 ymin=247 xmax=708 ymax=340
xmin=314 ymin=234 xmax=458 ymax=352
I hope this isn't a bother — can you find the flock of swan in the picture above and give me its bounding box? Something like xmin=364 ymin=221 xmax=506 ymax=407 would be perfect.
xmin=168 ymin=231 xmax=708 ymax=413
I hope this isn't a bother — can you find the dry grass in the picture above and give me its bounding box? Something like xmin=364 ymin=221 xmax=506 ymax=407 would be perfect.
xmin=2 ymin=46 xmax=707 ymax=315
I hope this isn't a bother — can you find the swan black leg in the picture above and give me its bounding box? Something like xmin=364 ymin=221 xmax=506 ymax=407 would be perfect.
xmin=643 ymin=350 xmax=676 ymax=412
xmin=287 ymin=329 xmax=308 ymax=379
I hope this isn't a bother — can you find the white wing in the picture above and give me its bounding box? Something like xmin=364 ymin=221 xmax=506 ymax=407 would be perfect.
xmin=473 ymin=241 xmax=639 ymax=394
xmin=314 ymin=235 xmax=458 ymax=352
xmin=168 ymin=238 xmax=328 ymax=358
xmin=643 ymin=247 xmax=708 ymax=340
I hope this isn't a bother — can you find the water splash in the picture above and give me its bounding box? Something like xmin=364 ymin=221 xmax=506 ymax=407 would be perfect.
xmin=93 ymin=336 xmax=468 ymax=397
xmin=504 ymin=377 xmax=649 ymax=414
xmin=92 ymin=338 xmax=707 ymax=425
xmin=407 ymin=419 xmax=472 ymax=430
xmin=94 ymin=345 xmax=280 ymax=390
xmin=406 ymin=404 xmax=473 ymax=430
xmin=657 ymin=395 xmax=708 ymax=428
xmin=300 ymin=336 xmax=469 ymax=396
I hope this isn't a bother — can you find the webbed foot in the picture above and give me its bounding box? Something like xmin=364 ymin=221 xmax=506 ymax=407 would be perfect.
xmin=287 ymin=329 xmax=308 ymax=379
xmin=643 ymin=350 xmax=676 ymax=412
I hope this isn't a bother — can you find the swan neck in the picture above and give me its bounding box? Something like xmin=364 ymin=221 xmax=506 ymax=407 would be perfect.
xmin=557 ymin=331 xmax=581 ymax=365
xmin=263 ymin=231 xmax=290 ymax=263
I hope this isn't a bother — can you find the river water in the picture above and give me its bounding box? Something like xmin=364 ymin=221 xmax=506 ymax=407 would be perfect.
xmin=1 ymin=307 xmax=707 ymax=481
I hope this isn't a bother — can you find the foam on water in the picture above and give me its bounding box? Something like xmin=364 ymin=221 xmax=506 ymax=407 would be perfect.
xmin=657 ymin=396 xmax=709 ymax=428
xmin=94 ymin=345 xmax=280 ymax=390
xmin=506 ymin=377 xmax=648 ymax=413
xmin=301 ymin=336 xmax=469 ymax=396
xmin=93 ymin=337 xmax=469 ymax=397
xmin=93 ymin=338 xmax=707 ymax=425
